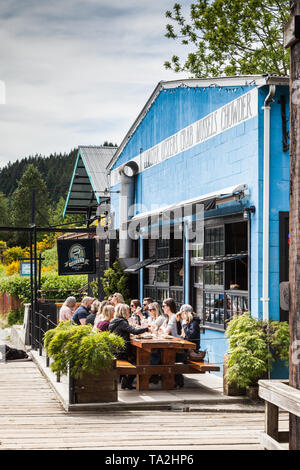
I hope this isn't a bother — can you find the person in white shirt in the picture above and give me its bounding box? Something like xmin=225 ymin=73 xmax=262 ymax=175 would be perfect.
xmin=161 ymin=298 xmax=185 ymax=388
xmin=161 ymin=298 xmax=181 ymax=338
xmin=148 ymin=302 xmax=165 ymax=333
xmin=59 ymin=296 xmax=77 ymax=322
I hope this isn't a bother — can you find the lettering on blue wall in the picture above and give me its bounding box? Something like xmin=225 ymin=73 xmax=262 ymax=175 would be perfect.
xmin=110 ymin=88 xmax=258 ymax=187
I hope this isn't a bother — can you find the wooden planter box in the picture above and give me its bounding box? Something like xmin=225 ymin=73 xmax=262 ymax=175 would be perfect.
xmin=223 ymin=353 xmax=246 ymax=396
xmin=72 ymin=362 xmax=118 ymax=404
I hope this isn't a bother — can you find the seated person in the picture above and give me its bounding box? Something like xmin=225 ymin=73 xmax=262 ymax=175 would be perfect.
xmin=93 ymin=300 xmax=110 ymax=329
xmin=110 ymin=292 xmax=125 ymax=307
xmin=96 ymin=304 xmax=115 ymax=331
xmin=148 ymin=302 xmax=165 ymax=333
xmin=161 ymin=298 xmax=181 ymax=337
xmin=108 ymin=303 xmax=149 ymax=389
xmin=176 ymin=304 xmax=201 ymax=351
xmin=161 ymin=298 xmax=184 ymax=388
xmin=142 ymin=297 xmax=153 ymax=319
xmin=59 ymin=296 xmax=77 ymax=322
xmin=72 ymin=297 xmax=94 ymax=325
xmin=129 ymin=299 xmax=142 ymax=325
xmin=86 ymin=299 xmax=101 ymax=325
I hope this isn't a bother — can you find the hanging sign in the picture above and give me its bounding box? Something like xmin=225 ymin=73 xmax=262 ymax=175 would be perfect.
xmin=20 ymin=263 xmax=35 ymax=276
xmin=57 ymin=239 xmax=96 ymax=276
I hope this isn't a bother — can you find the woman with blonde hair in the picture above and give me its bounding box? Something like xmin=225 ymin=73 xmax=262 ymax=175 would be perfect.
xmin=176 ymin=304 xmax=201 ymax=352
xmin=93 ymin=300 xmax=110 ymax=328
xmin=108 ymin=303 xmax=149 ymax=389
xmin=111 ymin=292 xmax=124 ymax=306
xmin=96 ymin=304 xmax=115 ymax=331
xmin=148 ymin=302 xmax=165 ymax=332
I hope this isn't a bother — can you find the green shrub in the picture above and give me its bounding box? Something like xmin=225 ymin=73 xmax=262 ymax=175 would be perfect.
xmin=266 ymin=320 xmax=290 ymax=365
xmin=42 ymin=245 xmax=58 ymax=269
xmin=0 ymin=264 xmax=6 ymax=278
xmin=0 ymin=273 xmax=88 ymax=304
xmin=0 ymin=275 xmax=31 ymax=303
xmin=94 ymin=260 xmax=130 ymax=302
xmin=44 ymin=321 xmax=125 ymax=379
xmin=225 ymin=313 xmax=290 ymax=389
xmin=7 ymin=306 xmax=24 ymax=326
xmin=40 ymin=273 xmax=88 ymax=301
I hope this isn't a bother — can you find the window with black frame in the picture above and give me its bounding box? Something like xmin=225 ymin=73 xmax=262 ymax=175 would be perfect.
xmin=192 ymin=221 xmax=248 ymax=329
xmin=144 ymin=237 xmax=184 ymax=309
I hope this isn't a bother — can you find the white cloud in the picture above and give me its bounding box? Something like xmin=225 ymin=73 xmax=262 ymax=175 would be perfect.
xmin=0 ymin=0 xmax=192 ymax=167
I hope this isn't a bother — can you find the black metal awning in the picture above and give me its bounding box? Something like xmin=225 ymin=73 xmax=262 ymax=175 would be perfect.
xmin=145 ymin=257 xmax=183 ymax=269
xmin=191 ymin=252 xmax=248 ymax=266
xmin=124 ymin=258 xmax=156 ymax=273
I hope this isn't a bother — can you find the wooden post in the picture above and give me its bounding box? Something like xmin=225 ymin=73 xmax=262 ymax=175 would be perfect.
xmin=287 ymin=0 xmax=300 ymax=450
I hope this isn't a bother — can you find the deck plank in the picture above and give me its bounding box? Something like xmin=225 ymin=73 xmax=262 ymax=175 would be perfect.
xmin=0 ymin=361 xmax=287 ymax=450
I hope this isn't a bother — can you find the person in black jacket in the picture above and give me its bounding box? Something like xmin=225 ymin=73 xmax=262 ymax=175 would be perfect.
xmin=85 ymin=299 xmax=101 ymax=326
xmin=108 ymin=303 xmax=149 ymax=389
xmin=176 ymin=304 xmax=201 ymax=351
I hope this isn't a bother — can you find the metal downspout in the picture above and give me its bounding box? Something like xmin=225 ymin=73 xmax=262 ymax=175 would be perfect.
xmin=261 ymin=85 xmax=276 ymax=322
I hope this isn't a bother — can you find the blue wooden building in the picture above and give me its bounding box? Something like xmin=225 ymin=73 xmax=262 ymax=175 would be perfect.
xmin=106 ymin=75 xmax=290 ymax=376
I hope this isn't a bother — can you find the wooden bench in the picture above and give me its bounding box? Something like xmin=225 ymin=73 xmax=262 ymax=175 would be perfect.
xmin=186 ymin=360 xmax=220 ymax=373
xmin=116 ymin=360 xmax=220 ymax=377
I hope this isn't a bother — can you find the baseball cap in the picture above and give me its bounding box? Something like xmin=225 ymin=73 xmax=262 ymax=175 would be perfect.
xmin=179 ymin=304 xmax=194 ymax=314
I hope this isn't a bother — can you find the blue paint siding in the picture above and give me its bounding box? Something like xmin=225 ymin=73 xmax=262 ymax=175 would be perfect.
xmin=133 ymin=116 xmax=258 ymax=213
xmin=111 ymin=82 xmax=290 ymax=377
xmin=255 ymin=86 xmax=290 ymax=321
xmin=112 ymin=86 xmax=256 ymax=171
xmin=200 ymin=329 xmax=228 ymax=377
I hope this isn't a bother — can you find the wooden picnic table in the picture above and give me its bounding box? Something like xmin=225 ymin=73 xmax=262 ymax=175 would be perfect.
xmin=130 ymin=335 xmax=196 ymax=391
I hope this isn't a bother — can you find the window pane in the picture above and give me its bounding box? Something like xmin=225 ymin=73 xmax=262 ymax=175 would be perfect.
xmin=195 ymin=267 xmax=203 ymax=284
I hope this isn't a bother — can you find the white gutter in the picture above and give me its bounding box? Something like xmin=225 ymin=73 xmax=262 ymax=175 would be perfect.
xmin=261 ymin=85 xmax=276 ymax=322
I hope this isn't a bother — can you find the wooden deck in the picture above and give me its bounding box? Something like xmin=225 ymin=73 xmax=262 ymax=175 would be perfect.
xmin=0 ymin=361 xmax=289 ymax=450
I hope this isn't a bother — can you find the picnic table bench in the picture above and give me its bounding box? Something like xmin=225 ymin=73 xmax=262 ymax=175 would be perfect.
xmin=116 ymin=334 xmax=220 ymax=391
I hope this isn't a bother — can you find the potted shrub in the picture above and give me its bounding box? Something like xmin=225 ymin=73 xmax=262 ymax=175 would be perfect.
xmin=44 ymin=321 xmax=125 ymax=403
xmin=225 ymin=313 xmax=289 ymax=400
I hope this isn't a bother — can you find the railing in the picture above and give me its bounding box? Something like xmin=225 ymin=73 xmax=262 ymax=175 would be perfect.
xmin=29 ymin=302 xmax=77 ymax=404
xmin=258 ymin=379 xmax=300 ymax=450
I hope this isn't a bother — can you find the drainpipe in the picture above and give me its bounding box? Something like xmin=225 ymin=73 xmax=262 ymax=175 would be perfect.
xmin=118 ymin=161 xmax=139 ymax=267
xmin=261 ymin=85 xmax=276 ymax=322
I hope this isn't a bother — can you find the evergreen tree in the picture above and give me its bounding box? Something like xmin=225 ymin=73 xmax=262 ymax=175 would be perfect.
xmin=0 ymin=192 xmax=10 ymax=241
xmin=11 ymin=164 xmax=50 ymax=246
xmin=49 ymin=196 xmax=85 ymax=227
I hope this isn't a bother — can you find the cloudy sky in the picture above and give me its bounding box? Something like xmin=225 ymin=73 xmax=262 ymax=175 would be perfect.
xmin=0 ymin=0 xmax=191 ymax=167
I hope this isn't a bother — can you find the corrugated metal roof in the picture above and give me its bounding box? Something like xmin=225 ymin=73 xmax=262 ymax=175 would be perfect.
xmin=80 ymin=146 xmax=116 ymax=194
xmin=63 ymin=146 xmax=117 ymax=218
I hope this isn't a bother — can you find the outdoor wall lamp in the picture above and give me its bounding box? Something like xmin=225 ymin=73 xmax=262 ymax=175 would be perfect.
xmin=243 ymin=206 xmax=256 ymax=220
